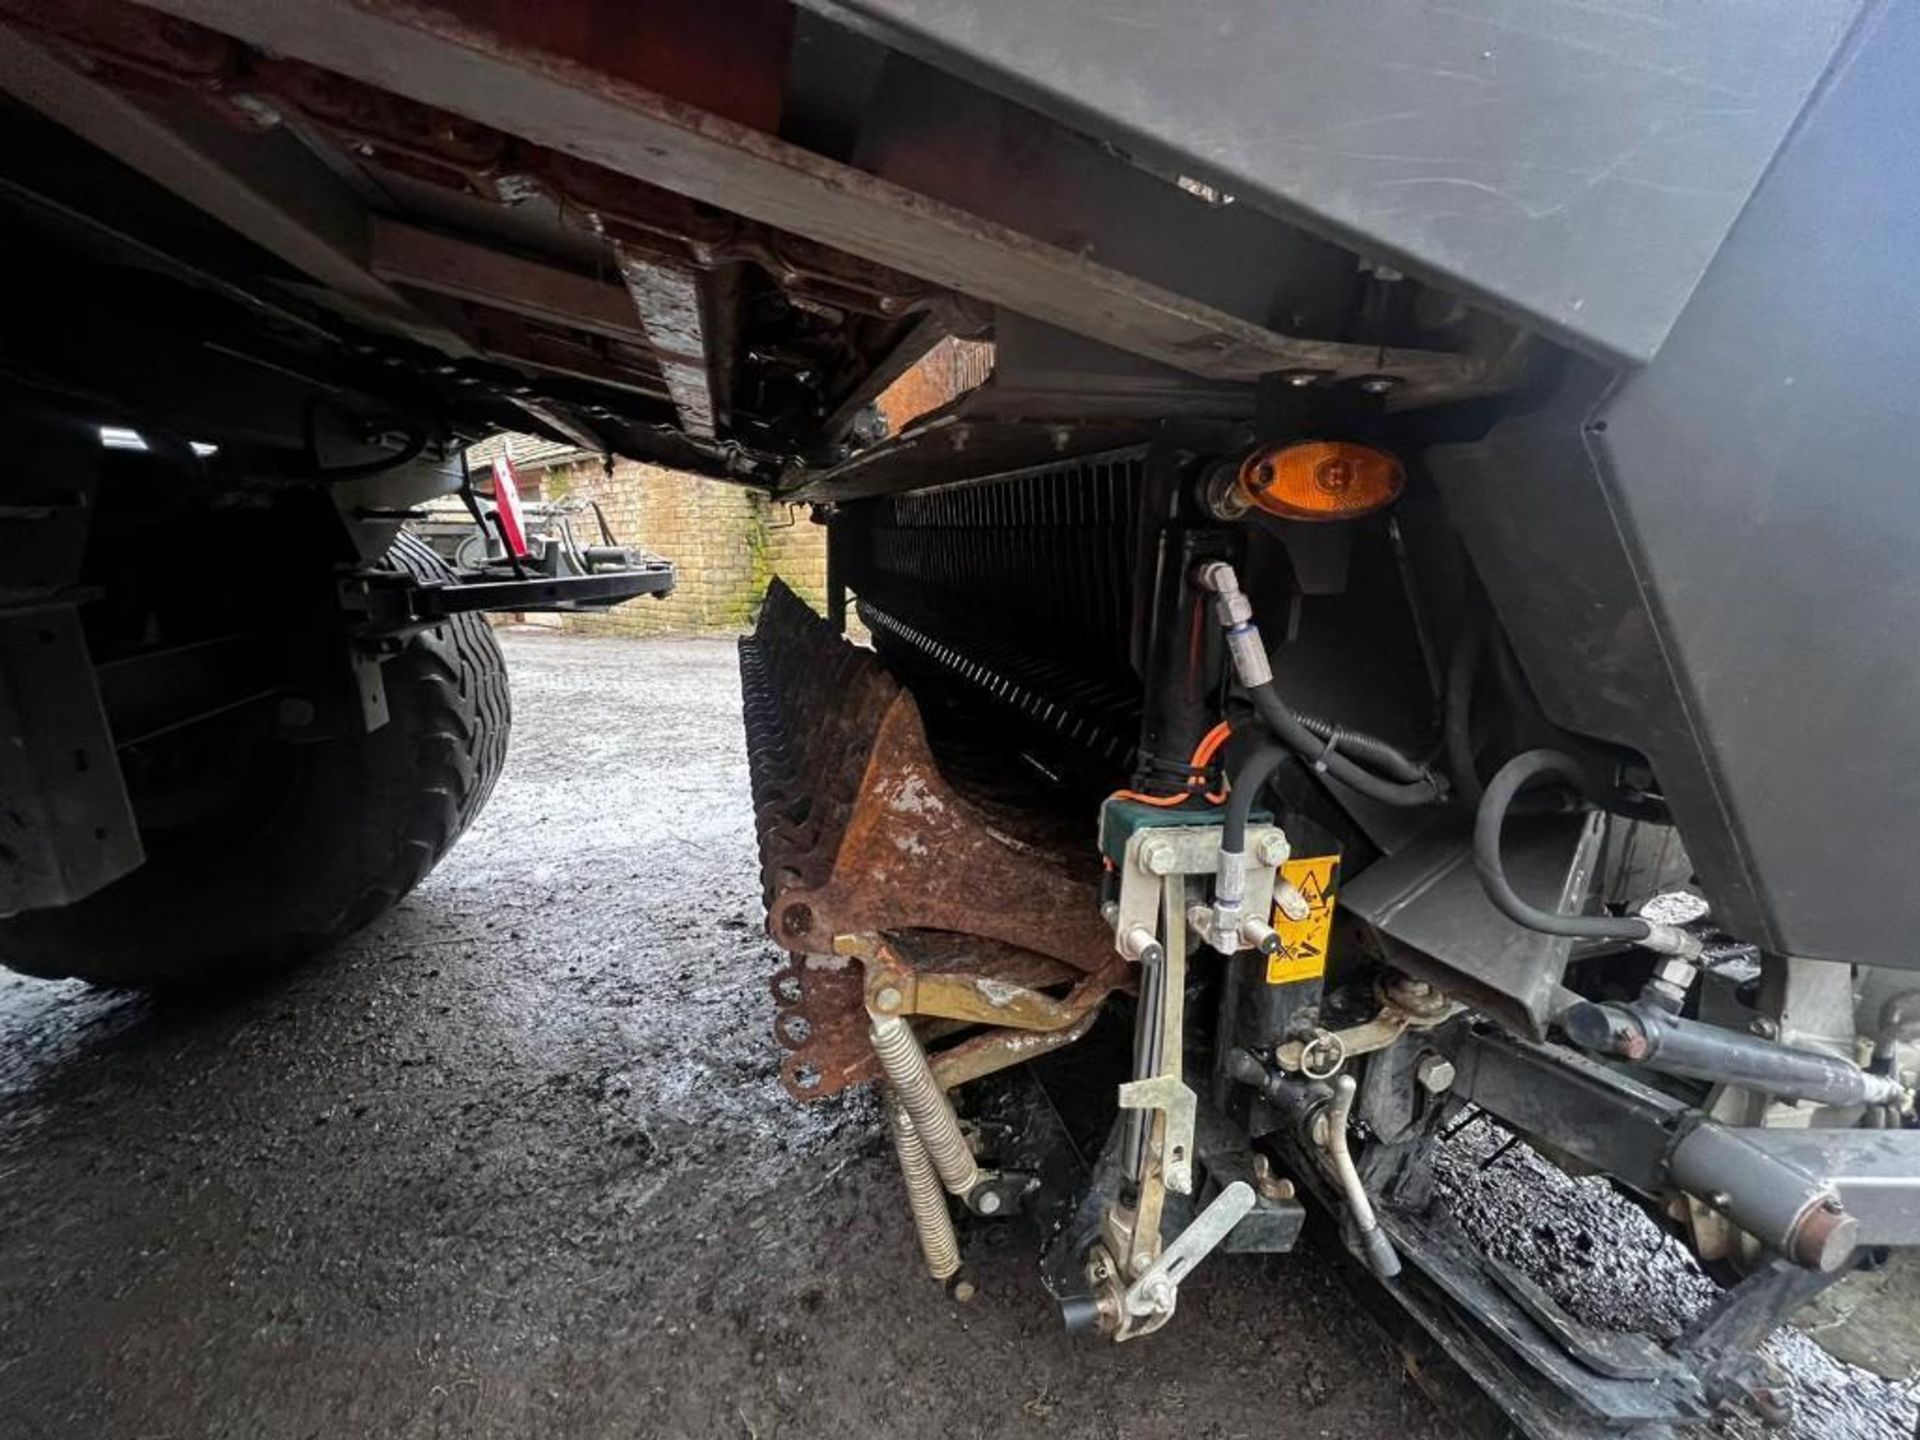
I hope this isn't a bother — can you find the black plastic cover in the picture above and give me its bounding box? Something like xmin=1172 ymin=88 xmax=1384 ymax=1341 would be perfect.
xmin=1432 ymin=3 xmax=1920 ymax=968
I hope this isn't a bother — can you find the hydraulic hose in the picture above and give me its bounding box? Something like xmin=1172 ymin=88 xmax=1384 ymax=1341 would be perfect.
xmin=1872 ymin=991 xmax=1920 ymax=1073
xmin=1222 ymin=742 xmax=1291 ymax=857
xmin=1444 ymin=608 xmax=1490 ymax=807
xmin=1474 ymin=750 xmax=1698 ymax=957
xmin=1293 ymin=712 xmax=1428 ymax=786
xmin=1244 ymin=680 xmax=1447 ymax=808
xmin=1196 ymin=559 xmax=1446 ymax=808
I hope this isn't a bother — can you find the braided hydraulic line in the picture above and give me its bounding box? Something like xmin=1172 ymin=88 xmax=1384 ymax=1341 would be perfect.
xmin=869 ymin=1012 xmax=982 ymax=1195
xmin=884 ymin=1089 xmax=961 ymax=1282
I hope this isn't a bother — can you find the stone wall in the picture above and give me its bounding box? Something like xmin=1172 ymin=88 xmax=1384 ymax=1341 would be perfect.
xmin=529 ymin=459 xmax=827 ymax=636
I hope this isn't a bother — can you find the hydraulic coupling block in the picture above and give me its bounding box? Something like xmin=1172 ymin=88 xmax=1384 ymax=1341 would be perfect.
xmin=1097 ymin=797 xmax=1290 ymax=962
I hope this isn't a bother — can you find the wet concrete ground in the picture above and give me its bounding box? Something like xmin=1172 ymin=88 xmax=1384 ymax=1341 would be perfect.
xmin=0 ymin=633 xmax=1442 ymax=1440
xmin=0 ymin=632 xmax=1911 ymax=1439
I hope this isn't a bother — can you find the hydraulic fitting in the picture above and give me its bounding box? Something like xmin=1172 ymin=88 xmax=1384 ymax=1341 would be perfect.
xmin=1194 ymin=562 xmax=1272 ymax=688
xmin=1209 ymin=846 xmax=1247 ymax=951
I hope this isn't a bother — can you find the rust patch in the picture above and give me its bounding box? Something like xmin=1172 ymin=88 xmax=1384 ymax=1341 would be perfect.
xmin=741 ymin=581 xmax=1118 ymax=1100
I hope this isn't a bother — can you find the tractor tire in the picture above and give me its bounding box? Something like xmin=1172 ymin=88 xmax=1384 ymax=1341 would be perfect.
xmin=0 ymin=533 xmax=511 ymax=985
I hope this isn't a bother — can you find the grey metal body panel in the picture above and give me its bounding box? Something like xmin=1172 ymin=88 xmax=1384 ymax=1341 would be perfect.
xmin=1433 ymin=1 xmax=1920 ymax=968
xmin=811 ymin=0 xmax=1864 ymax=363
xmin=1344 ymin=812 xmax=1601 ymax=1040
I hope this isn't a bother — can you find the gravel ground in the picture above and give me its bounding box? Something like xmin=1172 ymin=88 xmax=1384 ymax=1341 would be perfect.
xmin=0 ymin=632 xmax=1446 ymax=1440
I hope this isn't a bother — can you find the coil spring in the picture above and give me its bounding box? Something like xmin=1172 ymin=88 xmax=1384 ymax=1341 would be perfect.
xmin=885 ymin=1091 xmax=960 ymax=1281
xmin=869 ymin=1013 xmax=980 ymax=1194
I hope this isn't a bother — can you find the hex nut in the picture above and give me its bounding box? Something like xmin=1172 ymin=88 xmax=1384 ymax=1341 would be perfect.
xmin=1652 ymin=957 xmax=1700 ymax=992
xmin=1415 ymin=1053 xmax=1457 ymax=1095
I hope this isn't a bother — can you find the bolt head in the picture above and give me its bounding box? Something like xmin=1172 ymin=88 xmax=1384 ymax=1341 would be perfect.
xmin=872 ymin=985 xmax=902 ymax=1013
xmin=1255 ymin=833 xmax=1289 ymax=867
xmin=976 ymin=1189 xmax=1002 ymax=1216
xmin=1415 ymin=1054 xmax=1457 ymax=1095
xmin=1140 ymin=839 xmax=1176 ymax=876
xmin=1654 ymin=957 xmax=1700 ymax=991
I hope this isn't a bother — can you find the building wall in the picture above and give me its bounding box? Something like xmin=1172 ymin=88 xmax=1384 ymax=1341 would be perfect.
xmin=529 ymin=459 xmax=827 ymax=636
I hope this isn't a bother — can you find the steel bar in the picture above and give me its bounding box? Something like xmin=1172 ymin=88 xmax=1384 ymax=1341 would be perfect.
xmin=129 ymin=0 xmax=1491 ymax=394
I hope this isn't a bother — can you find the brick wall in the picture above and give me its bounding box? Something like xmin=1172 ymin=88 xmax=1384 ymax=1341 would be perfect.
xmin=527 ymin=459 xmax=827 ymax=636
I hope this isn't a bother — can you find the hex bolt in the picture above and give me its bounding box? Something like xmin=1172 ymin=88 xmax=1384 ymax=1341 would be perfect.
xmin=1255 ymin=833 xmax=1290 ymax=868
xmin=1140 ymin=838 xmax=1176 ymax=876
xmin=1415 ymin=1053 xmax=1457 ymax=1096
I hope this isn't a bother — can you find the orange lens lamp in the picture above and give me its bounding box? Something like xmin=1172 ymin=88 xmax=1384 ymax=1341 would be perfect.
xmin=1235 ymin=441 xmax=1404 ymax=522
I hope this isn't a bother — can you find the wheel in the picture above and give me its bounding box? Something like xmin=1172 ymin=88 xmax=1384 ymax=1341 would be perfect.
xmin=0 ymin=533 xmax=511 ymax=985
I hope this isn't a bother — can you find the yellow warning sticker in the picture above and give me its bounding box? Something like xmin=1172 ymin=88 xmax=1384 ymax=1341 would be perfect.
xmin=1267 ymin=855 xmax=1339 ymax=985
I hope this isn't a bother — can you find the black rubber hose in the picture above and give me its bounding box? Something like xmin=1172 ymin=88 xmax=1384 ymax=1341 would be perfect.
xmin=1872 ymin=990 xmax=1920 ymax=1071
xmin=1292 ymin=712 xmax=1427 ymax=785
xmin=1473 ymin=750 xmax=1655 ymax=942
xmin=1444 ymin=609 xmax=1490 ymax=807
xmin=1245 ymin=681 xmax=1447 ymax=808
xmin=1223 ymin=742 xmax=1292 ymax=856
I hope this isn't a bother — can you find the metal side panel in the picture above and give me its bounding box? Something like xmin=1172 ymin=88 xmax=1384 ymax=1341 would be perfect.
xmin=1582 ymin=0 xmax=1920 ymax=968
xmin=810 ymin=0 xmax=1864 ymax=364
xmin=0 ymin=607 xmax=144 ymax=913
xmin=1433 ymin=1 xmax=1920 ymax=969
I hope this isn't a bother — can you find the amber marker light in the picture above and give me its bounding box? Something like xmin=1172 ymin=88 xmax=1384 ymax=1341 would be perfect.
xmin=1237 ymin=441 xmax=1404 ymax=521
